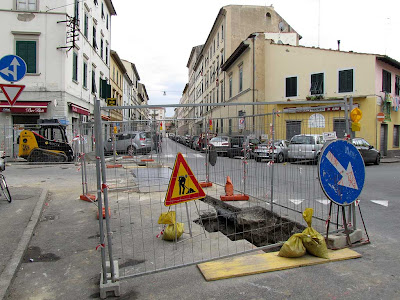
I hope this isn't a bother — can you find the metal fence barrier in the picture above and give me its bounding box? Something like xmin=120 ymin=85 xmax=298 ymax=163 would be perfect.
xmin=81 ymin=99 xmax=360 ymax=296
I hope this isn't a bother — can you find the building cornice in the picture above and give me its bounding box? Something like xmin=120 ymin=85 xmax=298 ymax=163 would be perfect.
xmin=104 ymin=0 xmax=117 ymax=16
xmin=110 ymin=50 xmax=127 ymax=73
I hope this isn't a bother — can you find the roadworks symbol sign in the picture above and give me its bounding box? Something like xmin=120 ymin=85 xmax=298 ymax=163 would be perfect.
xmin=165 ymin=152 xmax=206 ymax=206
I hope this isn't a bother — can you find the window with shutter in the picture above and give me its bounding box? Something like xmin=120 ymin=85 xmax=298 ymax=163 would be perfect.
xmin=17 ymin=0 xmax=37 ymax=11
xmin=382 ymin=70 xmax=391 ymax=93
xmin=72 ymin=52 xmax=78 ymax=81
xmin=16 ymin=41 xmax=36 ymax=73
xmin=286 ymin=77 xmax=297 ymax=97
xmin=310 ymin=73 xmax=324 ymax=95
xmin=83 ymin=61 xmax=88 ymax=88
xmin=338 ymin=69 xmax=353 ymax=93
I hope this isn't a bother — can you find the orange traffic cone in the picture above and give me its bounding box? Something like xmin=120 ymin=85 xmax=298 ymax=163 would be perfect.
xmin=220 ymin=176 xmax=249 ymax=201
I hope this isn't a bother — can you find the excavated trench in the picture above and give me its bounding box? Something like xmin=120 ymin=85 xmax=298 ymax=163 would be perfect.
xmin=195 ymin=195 xmax=306 ymax=249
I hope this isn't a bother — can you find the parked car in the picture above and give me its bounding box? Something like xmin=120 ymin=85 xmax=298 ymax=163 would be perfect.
xmin=197 ymin=133 xmax=217 ymax=151
xmin=104 ymin=131 xmax=153 ymax=155
xmin=188 ymin=135 xmax=199 ymax=149
xmin=254 ymin=139 xmax=289 ymax=163
xmin=227 ymin=135 xmax=260 ymax=158
xmin=209 ymin=136 xmax=230 ymax=155
xmin=351 ymin=138 xmax=380 ymax=165
xmin=192 ymin=136 xmax=200 ymax=150
xmin=288 ymin=134 xmax=324 ymax=162
xmin=183 ymin=135 xmax=192 ymax=146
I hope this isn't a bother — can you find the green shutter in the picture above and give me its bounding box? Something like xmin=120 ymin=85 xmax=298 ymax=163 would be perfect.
xmin=16 ymin=41 xmax=36 ymax=74
xmin=72 ymin=52 xmax=78 ymax=81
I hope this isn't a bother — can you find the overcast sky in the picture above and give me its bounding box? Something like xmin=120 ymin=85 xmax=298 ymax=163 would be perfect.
xmin=112 ymin=0 xmax=400 ymax=116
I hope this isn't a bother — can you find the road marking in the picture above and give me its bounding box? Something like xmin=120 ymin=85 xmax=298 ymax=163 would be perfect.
xmin=289 ymin=199 xmax=304 ymax=205
xmin=316 ymin=200 xmax=330 ymax=205
xmin=326 ymin=151 xmax=358 ymax=190
xmin=370 ymin=200 xmax=388 ymax=207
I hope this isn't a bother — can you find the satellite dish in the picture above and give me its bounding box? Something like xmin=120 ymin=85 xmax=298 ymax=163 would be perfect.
xmin=279 ymin=21 xmax=285 ymax=32
xmin=277 ymin=40 xmax=283 ymax=45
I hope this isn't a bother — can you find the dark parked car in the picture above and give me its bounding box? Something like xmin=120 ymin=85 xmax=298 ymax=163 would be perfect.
xmin=197 ymin=133 xmax=217 ymax=151
xmin=227 ymin=135 xmax=260 ymax=158
xmin=352 ymin=138 xmax=380 ymax=165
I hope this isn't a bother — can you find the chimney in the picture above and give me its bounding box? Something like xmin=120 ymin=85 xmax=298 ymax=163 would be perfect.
xmin=337 ymin=40 xmax=341 ymax=51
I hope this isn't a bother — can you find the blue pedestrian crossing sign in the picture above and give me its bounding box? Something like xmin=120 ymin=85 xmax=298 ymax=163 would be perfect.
xmin=0 ymin=55 xmax=27 ymax=82
xmin=318 ymin=139 xmax=365 ymax=206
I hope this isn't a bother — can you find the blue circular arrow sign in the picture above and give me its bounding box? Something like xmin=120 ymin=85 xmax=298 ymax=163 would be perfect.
xmin=0 ymin=55 xmax=27 ymax=82
xmin=318 ymin=139 xmax=365 ymax=205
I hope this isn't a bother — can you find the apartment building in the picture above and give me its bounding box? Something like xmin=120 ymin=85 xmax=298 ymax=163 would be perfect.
xmin=0 ymin=0 xmax=116 ymax=128
xmin=122 ymin=59 xmax=140 ymax=126
xmin=220 ymin=32 xmax=400 ymax=157
xmin=184 ymin=5 xmax=300 ymax=134
xmin=109 ymin=50 xmax=125 ymax=122
xmin=137 ymin=83 xmax=149 ymax=130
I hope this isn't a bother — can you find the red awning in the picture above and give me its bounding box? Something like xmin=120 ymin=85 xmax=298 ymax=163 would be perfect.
xmin=0 ymin=101 xmax=49 ymax=113
xmin=69 ymin=103 xmax=90 ymax=116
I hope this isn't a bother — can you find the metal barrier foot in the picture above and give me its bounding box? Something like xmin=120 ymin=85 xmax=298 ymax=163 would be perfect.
xmin=100 ymin=260 xmax=120 ymax=299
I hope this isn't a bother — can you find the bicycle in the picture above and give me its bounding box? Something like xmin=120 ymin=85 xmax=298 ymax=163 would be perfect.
xmin=0 ymin=152 xmax=11 ymax=203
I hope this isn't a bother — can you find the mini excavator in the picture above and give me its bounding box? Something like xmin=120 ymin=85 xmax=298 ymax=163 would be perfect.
xmin=18 ymin=119 xmax=74 ymax=162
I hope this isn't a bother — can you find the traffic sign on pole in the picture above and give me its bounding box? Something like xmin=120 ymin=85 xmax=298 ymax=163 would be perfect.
xmin=318 ymin=140 xmax=365 ymax=206
xmin=0 ymin=84 xmax=25 ymax=106
xmin=377 ymin=112 xmax=385 ymax=122
xmin=0 ymin=55 xmax=27 ymax=82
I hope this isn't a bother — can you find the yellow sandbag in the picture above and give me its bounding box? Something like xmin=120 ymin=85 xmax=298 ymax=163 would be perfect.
xmin=158 ymin=211 xmax=176 ymax=225
xmin=301 ymin=208 xmax=329 ymax=259
xmin=162 ymin=223 xmax=184 ymax=241
xmin=278 ymin=233 xmax=306 ymax=258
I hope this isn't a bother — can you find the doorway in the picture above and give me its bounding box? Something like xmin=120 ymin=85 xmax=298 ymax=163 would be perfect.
xmin=380 ymin=123 xmax=388 ymax=156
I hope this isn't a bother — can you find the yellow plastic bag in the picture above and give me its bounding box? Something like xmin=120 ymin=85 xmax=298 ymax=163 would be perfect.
xmin=162 ymin=223 xmax=184 ymax=241
xmin=278 ymin=233 xmax=306 ymax=258
xmin=158 ymin=211 xmax=176 ymax=225
xmin=301 ymin=208 xmax=329 ymax=259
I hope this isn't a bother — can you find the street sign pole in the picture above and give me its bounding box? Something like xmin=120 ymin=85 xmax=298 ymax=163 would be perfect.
xmin=319 ymin=139 xmax=367 ymax=247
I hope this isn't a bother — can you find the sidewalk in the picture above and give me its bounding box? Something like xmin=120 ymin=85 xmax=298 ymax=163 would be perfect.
xmin=0 ymin=185 xmax=46 ymax=299
xmin=381 ymin=156 xmax=400 ymax=163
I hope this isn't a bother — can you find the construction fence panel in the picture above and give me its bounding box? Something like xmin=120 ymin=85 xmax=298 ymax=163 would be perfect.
xmin=89 ymin=101 xmax=352 ymax=281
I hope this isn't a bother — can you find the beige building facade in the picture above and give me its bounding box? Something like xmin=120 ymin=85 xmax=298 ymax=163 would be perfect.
xmin=110 ymin=50 xmax=125 ymax=122
xmin=183 ymin=5 xmax=300 ymax=134
xmin=217 ymin=32 xmax=400 ymax=157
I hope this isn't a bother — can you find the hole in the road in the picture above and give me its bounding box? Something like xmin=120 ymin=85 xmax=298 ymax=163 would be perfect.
xmin=194 ymin=196 xmax=305 ymax=249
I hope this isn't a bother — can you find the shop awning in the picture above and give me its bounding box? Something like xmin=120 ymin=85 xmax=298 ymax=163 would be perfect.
xmin=101 ymin=115 xmax=111 ymax=120
xmin=69 ymin=103 xmax=90 ymax=116
xmin=0 ymin=101 xmax=49 ymax=113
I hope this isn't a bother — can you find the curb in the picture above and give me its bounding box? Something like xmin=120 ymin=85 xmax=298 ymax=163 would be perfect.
xmin=0 ymin=188 xmax=48 ymax=300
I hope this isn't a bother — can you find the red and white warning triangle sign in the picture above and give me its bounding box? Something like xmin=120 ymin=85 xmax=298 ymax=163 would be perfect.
xmin=165 ymin=152 xmax=206 ymax=206
xmin=0 ymin=83 xmax=25 ymax=106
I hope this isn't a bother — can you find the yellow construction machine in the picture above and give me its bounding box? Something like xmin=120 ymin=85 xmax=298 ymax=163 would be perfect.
xmin=18 ymin=119 xmax=74 ymax=162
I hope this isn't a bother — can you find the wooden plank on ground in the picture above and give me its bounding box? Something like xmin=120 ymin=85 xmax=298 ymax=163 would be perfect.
xmin=197 ymin=248 xmax=361 ymax=281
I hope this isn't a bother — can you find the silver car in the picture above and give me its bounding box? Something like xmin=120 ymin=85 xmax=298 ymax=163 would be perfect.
xmin=104 ymin=131 xmax=153 ymax=155
xmin=288 ymin=134 xmax=324 ymax=161
xmin=209 ymin=136 xmax=230 ymax=154
xmin=254 ymin=140 xmax=289 ymax=163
